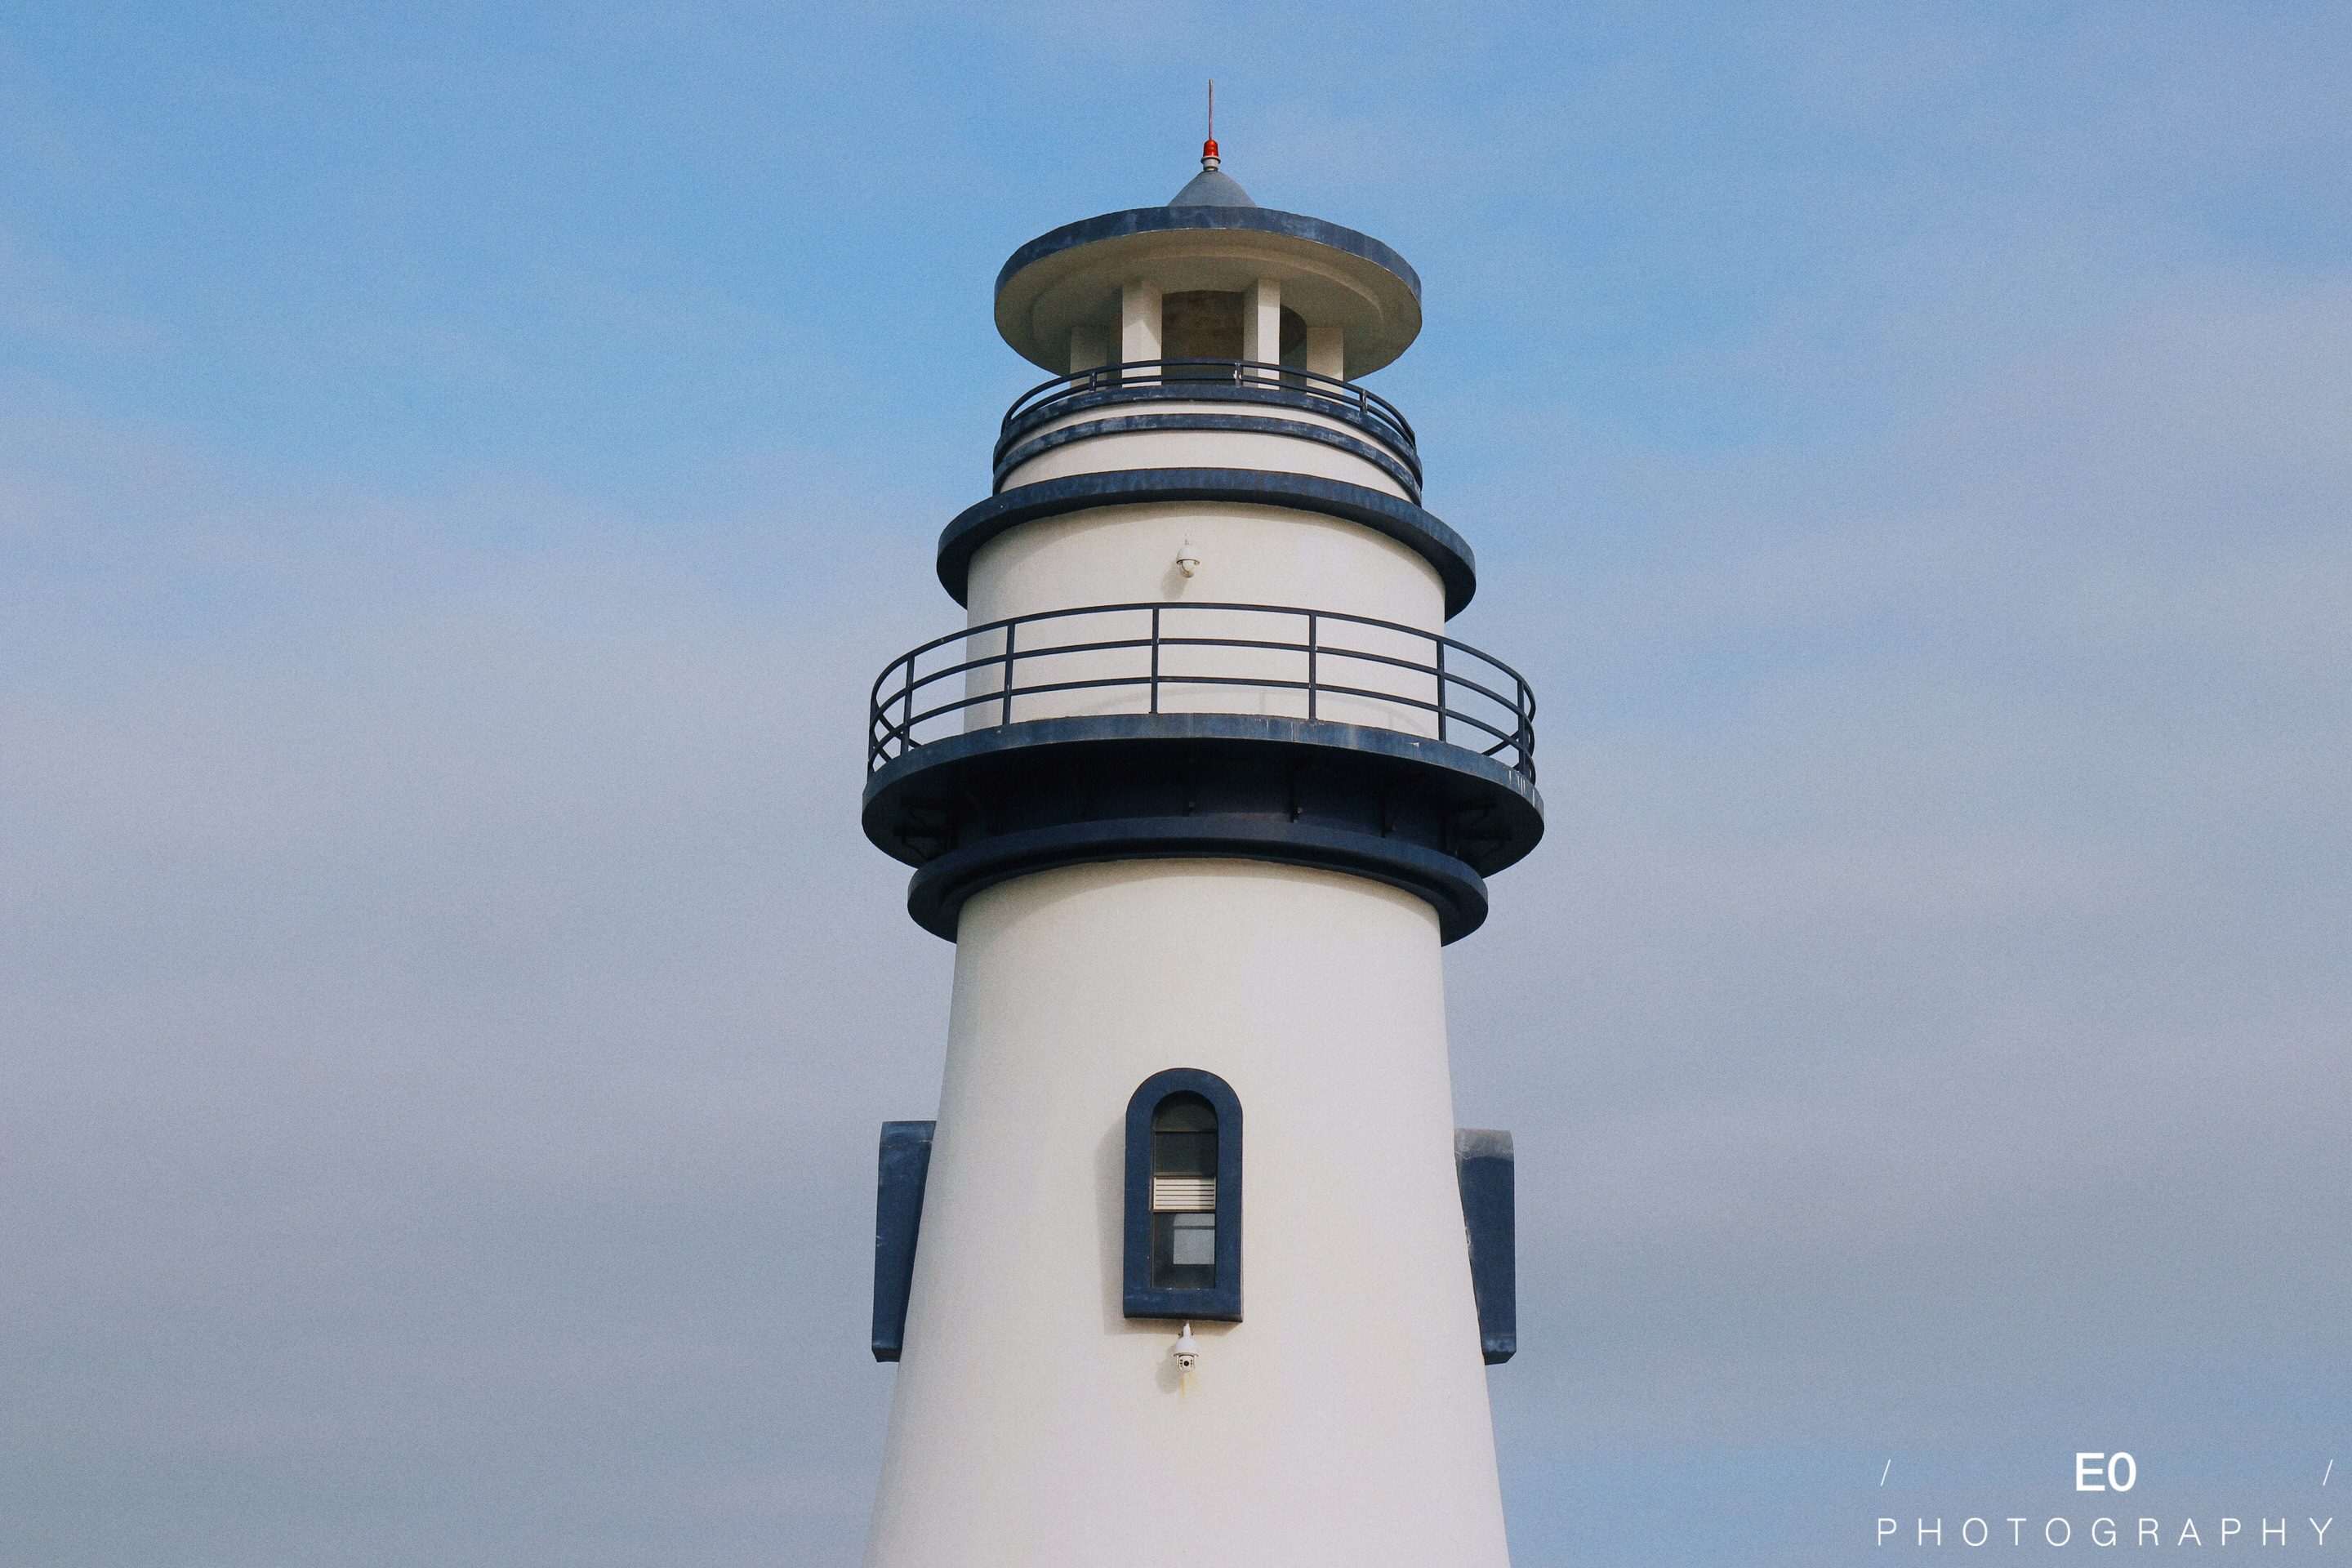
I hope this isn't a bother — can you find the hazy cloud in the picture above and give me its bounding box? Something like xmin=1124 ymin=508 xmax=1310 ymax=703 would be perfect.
xmin=1 ymin=4 xmax=2345 ymax=1565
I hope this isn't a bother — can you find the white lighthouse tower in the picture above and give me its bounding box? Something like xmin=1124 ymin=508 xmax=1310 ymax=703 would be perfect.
xmin=858 ymin=137 xmax=1543 ymax=1566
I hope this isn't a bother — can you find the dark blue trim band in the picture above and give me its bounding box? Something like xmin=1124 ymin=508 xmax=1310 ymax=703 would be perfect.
xmin=994 ymin=413 xmax=1422 ymax=501
xmin=938 ymin=470 xmax=1477 ymax=617
xmin=862 ymin=715 xmax=1542 ymax=942
xmin=871 ymin=1120 xmax=935 ymax=1363
xmin=1455 ymin=1129 xmax=1516 ymax=1365
xmin=864 ymin=711 xmax=1544 ymax=844
xmin=1125 ymin=1069 xmax=1244 ymax=1321
xmin=906 ymin=814 xmax=1490 ymax=944
xmin=998 ymin=207 xmax=1419 ymax=303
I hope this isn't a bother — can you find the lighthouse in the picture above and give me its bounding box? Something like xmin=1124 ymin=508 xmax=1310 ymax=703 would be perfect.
xmin=857 ymin=138 xmax=1543 ymax=1565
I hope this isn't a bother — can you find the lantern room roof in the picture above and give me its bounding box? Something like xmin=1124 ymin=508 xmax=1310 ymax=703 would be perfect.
xmin=993 ymin=161 xmax=1423 ymax=378
xmin=1167 ymin=165 xmax=1257 ymax=207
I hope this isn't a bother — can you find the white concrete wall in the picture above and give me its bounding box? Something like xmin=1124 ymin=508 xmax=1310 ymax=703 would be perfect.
xmin=1120 ymin=279 xmax=1163 ymax=363
xmin=968 ymin=503 xmax=1443 ymax=633
xmin=862 ymin=861 xmax=1512 ymax=1568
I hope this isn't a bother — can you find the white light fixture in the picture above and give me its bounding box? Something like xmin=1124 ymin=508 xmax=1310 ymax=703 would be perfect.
xmin=1172 ymin=1322 xmax=1199 ymax=1369
xmin=1175 ymin=541 xmax=1200 ymax=577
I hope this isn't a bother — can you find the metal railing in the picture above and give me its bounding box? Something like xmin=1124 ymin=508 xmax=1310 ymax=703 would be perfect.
xmin=1000 ymin=359 xmax=1418 ymax=459
xmin=869 ymin=601 xmax=1535 ymax=782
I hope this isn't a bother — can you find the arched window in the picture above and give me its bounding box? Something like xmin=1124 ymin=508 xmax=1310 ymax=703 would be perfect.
xmin=1123 ymin=1069 xmax=1242 ymax=1321
xmin=1149 ymin=1094 xmax=1219 ymax=1289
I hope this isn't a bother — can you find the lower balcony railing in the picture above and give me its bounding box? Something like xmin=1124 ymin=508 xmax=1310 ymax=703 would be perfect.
xmin=868 ymin=601 xmax=1536 ymax=782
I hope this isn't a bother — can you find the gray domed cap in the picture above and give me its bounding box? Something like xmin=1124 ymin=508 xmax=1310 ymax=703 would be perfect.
xmin=1169 ymin=165 xmax=1256 ymax=207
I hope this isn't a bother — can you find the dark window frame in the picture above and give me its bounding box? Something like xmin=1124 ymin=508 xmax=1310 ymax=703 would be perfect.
xmin=1123 ymin=1068 xmax=1243 ymax=1321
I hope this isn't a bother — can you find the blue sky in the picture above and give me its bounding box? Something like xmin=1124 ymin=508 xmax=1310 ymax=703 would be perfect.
xmin=3 ymin=3 xmax=2348 ymax=1564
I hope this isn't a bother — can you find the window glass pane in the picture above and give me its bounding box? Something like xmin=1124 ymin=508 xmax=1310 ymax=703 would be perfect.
xmin=1145 ymin=1090 xmax=1223 ymax=1291
xmin=1152 ymin=1213 xmax=1218 ymax=1290
xmin=1152 ymin=1094 xmax=1216 ymax=1133
xmin=1170 ymin=1214 xmax=1215 ymax=1266
xmin=1152 ymin=1093 xmax=1218 ymax=1181
xmin=1153 ymin=1130 xmax=1216 ymax=1177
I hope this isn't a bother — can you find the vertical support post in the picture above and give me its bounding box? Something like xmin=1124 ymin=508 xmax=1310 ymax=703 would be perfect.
xmin=1241 ymin=278 xmax=1282 ymax=377
xmin=1307 ymin=612 xmax=1318 ymax=722
xmin=1120 ymin=279 xmax=1163 ymax=368
xmin=1305 ymin=324 xmax=1345 ymax=381
xmin=1434 ymin=638 xmax=1447 ymax=745
xmin=1000 ymin=621 xmax=1017 ymax=728
xmin=1149 ymin=604 xmax=1160 ymax=715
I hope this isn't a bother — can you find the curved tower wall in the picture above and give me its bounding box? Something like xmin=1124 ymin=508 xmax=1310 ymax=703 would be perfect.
xmin=864 ymin=862 xmax=1508 ymax=1566
xmin=969 ymin=506 xmax=1442 ymax=626
xmin=859 ymin=158 xmax=1538 ymax=1567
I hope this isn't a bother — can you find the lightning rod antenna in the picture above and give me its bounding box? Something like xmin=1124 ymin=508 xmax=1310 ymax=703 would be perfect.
xmin=1202 ymin=79 xmax=1219 ymax=169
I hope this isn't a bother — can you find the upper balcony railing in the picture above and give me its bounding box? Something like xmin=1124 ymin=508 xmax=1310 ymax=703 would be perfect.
xmin=869 ymin=600 xmax=1535 ymax=782
xmin=1000 ymin=359 xmax=1419 ymax=464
